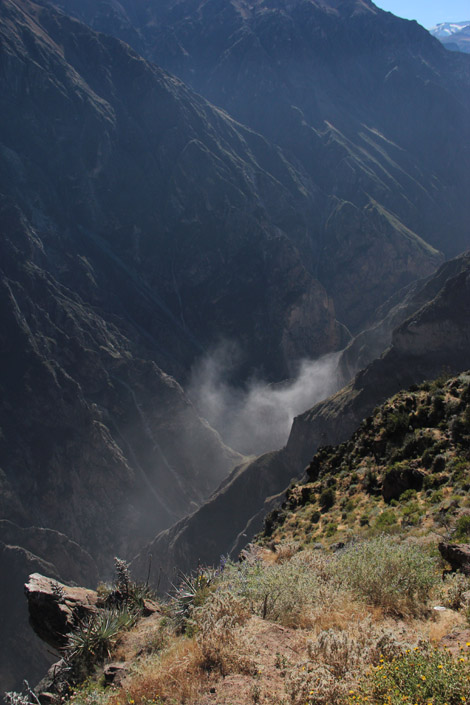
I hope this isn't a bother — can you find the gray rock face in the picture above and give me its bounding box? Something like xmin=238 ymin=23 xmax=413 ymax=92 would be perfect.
xmin=439 ymin=543 xmax=470 ymax=575
xmin=338 ymin=253 xmax=470 ymax=383
xmin=25 ymin=573 xmax=98 ymax=650
xmin=0 ymin=0 xmax=345 ymax=381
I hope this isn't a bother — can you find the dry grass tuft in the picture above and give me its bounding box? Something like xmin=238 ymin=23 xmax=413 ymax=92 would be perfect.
xmin=110 ymin=638 xmax=209 ymax=705
xmin=195 ymin=589 xmax=255 ymax=676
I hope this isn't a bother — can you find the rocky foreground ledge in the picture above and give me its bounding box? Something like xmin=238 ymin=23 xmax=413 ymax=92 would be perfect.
xmin=25 ymin=574 xmax=100 ymax=651
xmin=24 ymin=573 xmax=159 ymax=702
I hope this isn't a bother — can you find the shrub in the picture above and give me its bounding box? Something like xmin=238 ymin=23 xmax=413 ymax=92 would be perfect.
xmin=444 ymin=572 xmax=470 ymax=610
xmin=453 ymin=514 xmax=470 ymax=541
xmin=399 ymin=489 xmax=417 ymax=502
xmin=324 ymin=522 xmax=337 ymax=537
xmin=307 ymin=628 xmax=367 ymax=678
xmin=374 ymin=509 xmax=397 ymax=530
xmin=194 ymin=587 xmax=253 ymax=676
xmin=384 ymin=409 xmax=409 ymax=436
xmin=69 ymin=680 xmax=112 ymax=705
xmin=170 ymin=568 xmax=215 ymax=633
xmin=430 ymin=489 xmax=444 ymax=504
xmin=319 ymin=488 xmax=336 ymax=511
xmin=364 ymin=469 xmax=380 ymax=494
xmin=286 ymin=620 xmax=415 ymax=705
xmin=222 ymin=551 xmax=336 ymax=628
xmin=285 ymin=662 xmax=347 ymax=705
xmin=352 ymin=644 xmax=470 ymax=705
xmin=335 ymin=536 xmax=439 ymax=615
xmin=401 ymin=501 xmax=424 ymax=527
xmin=99 ymin=557 xmax=155 ymax=613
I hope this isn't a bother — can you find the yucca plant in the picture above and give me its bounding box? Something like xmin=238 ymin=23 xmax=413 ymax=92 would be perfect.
xmin=101 ymin=557 xmax=155 ymax=613
xmin=170 ymin=569 xmax=215 ymax=632
xmin=66 ymin=608 xmax=136 ymax=679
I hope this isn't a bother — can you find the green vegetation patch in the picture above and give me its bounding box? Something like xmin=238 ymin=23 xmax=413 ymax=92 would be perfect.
xmin=351 ymin=644 xmax=470 ymax=705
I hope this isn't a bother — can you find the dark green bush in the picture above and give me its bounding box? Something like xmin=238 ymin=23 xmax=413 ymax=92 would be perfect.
xmin=374 ymin=510 xmax=397 ymax=530
xmin=399 ymin=489 xmax=417 ymax=502
xmin=454 ymin=514 xmax=470 ymax=541
xmin=319 ymin=487 xmax=336 ymax=511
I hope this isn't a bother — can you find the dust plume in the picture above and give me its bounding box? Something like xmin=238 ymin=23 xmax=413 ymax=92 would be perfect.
xmin=188 ymin=344 xmax=341 ymax=456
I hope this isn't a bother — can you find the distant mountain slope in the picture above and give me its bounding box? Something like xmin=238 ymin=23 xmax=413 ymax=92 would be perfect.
xmin=430 ymin=21 xmax=470 ymax=53
xmin=135 ymin=251 xmax=470 ymax=587
xmin=1 ymin=0 xmax=349 ymax=382
xmin=47 ymin=0 xmax=470 ymax=332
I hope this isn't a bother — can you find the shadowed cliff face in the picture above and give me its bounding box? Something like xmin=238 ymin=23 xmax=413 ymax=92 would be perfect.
xmin=0 ymin=521 xmax=99 ymax=693
xmin=0 ymin=0 xmax=348 ymax=383
xmin=47 ymin=0 xmax=458 ymax=333
xmin=50 ymin=0 xmax=470 ymax=324
xmin=0 ymin=200 xmax=243 ymax=556
xmin=134 ymin=252 xmax=470 ymax=589
xmin=0 ymin=194 xmax=242 ymax=689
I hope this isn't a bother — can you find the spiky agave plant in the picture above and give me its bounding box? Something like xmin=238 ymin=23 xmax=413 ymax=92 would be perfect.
xmin=171 ymin=569 xmax=215 ymax=632
xmin=66 ymin=608 xmax=137 ymax=678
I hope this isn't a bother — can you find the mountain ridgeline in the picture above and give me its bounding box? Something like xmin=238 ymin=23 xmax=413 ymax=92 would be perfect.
xmin=50 ymin=0 xmax=470 ymax=330
xmin=1 ymin=0 xmax=470 ymax=693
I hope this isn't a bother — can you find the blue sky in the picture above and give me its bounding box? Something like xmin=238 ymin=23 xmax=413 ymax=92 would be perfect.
xmin=374 ymin=1 xmax=470 ymax=28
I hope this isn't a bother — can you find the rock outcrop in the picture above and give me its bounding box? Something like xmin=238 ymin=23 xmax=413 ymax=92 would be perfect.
xmin=439 ymin=543 xmax=470 ymax=575
xmin=0 ymin=529 xmax=98 ymax=693
xmin=25 ymin=573 xmax=99 ymax=650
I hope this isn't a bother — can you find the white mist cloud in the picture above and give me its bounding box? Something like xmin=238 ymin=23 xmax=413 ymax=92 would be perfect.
xmin=188 ymin=344 xmax=341 ymax=456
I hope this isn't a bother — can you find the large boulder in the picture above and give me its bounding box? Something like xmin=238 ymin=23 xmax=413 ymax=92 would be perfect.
xmin=438 ymin=542 xmax=470 ymax=575
xmin=25 ymin=574 xmax=98 ymax=650
xmin=382 ymin=466 xmax=425 ymax=503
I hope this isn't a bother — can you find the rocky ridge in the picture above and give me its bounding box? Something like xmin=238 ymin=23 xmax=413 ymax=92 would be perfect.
xmin=260 ymin=370 xmax=470 ymax=546
xmin=430 ymin=21 xmax=470 ymax=53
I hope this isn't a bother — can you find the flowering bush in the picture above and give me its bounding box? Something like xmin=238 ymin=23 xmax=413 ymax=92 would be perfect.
xmin=350 ymin=644 xmax=470 ymax=705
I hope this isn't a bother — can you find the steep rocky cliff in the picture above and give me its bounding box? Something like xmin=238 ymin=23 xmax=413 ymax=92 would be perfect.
xmin=49 ymin=0 xmax=470 ymax=330
xmin=1 ymin=0 xmax=346 ymax=381
xmin=135 ymin=252 xmax=470 ymax=587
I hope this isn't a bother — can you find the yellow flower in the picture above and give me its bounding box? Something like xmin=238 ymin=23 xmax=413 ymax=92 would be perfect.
xmin=438 ymin=664 xmax=443 ymax=669
xmin=421 ymin=675 xmax=426 ymax=681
